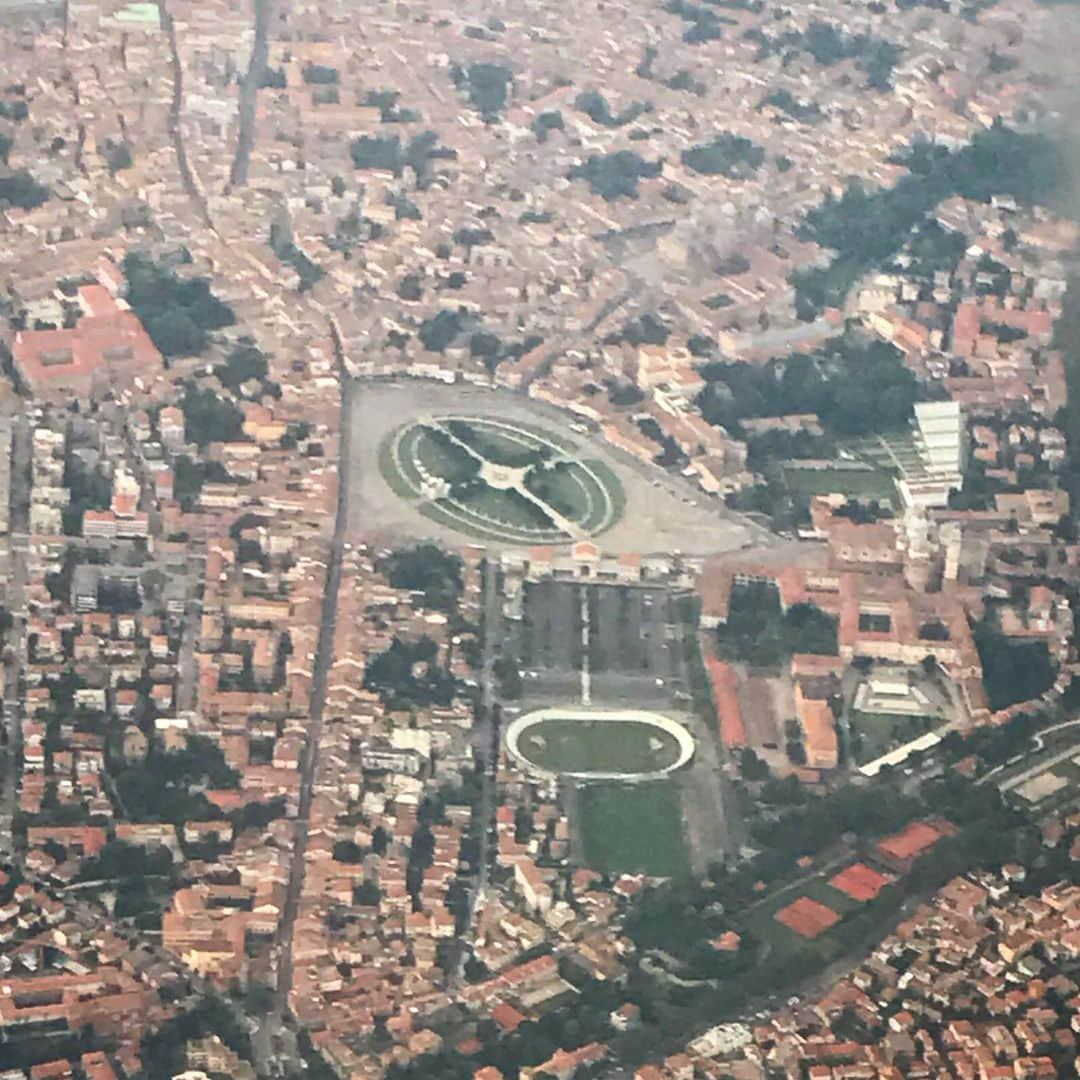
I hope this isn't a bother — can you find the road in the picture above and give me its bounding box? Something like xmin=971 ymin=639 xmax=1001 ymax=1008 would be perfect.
xmin=159 ymin=1 xmax=214 ymax=230
xmin=228 ymin=0 xmax=272 ymax=189
xmin=998 ymin=738 xmax=1080 ymax=795
xmin=677 ymin=614 xmax=741 ymax=871
xmin=975 ymin=717 xmax=1080 ymax=789
xmin=0 ymin=413 xmax=29 ymax=860
xmin=453 ymin=558 xmax=501 ymax=984
xmin=175 ymin=598 xmax=199 ymax=715
xmin=252 ymin=323 xmax=352 ymax=1070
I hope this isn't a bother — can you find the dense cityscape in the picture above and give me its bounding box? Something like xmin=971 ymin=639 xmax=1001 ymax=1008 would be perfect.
xmin=1 ymin=0 xmax=1080 ymax=1078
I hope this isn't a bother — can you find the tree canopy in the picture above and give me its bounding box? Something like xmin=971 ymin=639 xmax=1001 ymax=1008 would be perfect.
xmin=568 ymin=151 xmax=662 ymax=201
xmin=793 ymin=125 xmax=1068 ymax=315
xmin=697 ymin=332 xmax=918 ymax=438
xmin=682 ymin=133 xmax=765 ymax=178
xmin=451 ymin=62 xmax=513 ymax=120
xmin=0 ymin=170 xmax=50 ymax=210
xmin=123 ymin=252 xmax=235 ymax=357
xmin=378 ymin=545 xmax=463 ymax=613
xmin=180 ymin=382 xmax=246 ymax=446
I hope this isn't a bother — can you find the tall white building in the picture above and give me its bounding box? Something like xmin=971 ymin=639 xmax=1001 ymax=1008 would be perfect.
xmin=899 ymin=401 xmax=965 ymax=510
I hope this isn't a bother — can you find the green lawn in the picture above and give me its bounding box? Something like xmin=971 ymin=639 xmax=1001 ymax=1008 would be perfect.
xmin=849 ymin=711 xmax=934 ymax=766
xmin=378 ymin=415 xmax=624 ymax=544
xmin=379 ymin=429 xmax=423 ymax=498
xmin=445 ymin=418 xmax=548 ymax=468
xmin=582 ymin=459 xmax=626 ymax=532
xmin=784 ymin=463 xmax=897 ymax=504
xmin=519 ymin=718 xmax=681 ymax=774
xmin=455 ymin=484 xmax=558 ymax=531
xmin=578 ymin=780 xmax=690 ymax=878
xmin=415 ymin=426 xmax=480 ymax=484
xmin=525 ymin=460 xmax=614 ymax=527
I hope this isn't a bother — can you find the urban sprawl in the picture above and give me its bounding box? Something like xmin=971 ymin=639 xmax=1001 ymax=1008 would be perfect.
xmin=1 ymin=1 xmax=1080 ymax=1079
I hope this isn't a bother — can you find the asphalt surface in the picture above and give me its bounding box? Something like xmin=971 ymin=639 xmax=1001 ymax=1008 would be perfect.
xmin=255 ymin=324 xmax=352 ymax=1072
xmin=0 ymin=414 xmax=29 ymax=860
xmin=454 ymin=560 xmax=501 ymax=983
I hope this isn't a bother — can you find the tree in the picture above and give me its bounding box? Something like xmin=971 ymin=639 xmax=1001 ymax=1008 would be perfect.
xmin=739 ymin=747 xmax=770 ymax=781
xmin=333 ymin=839 xmax=367 ymax=864
xmin=123 ymin=252 xmax=235 ymax=357
xmin=514 ymin=804 xmax=533 ymax=843
xmin=568 ymin=151 xmax=662 ymax=201
xmin=363 ymin=637 xmax=456 ymax=707
xmin=0 ymin=170 xmax=50 ymax=209
xmin=574 ymin=90 xmax=649 ymax=128
xmin=532 ymin=110 xmax=564 ymax=142
xmin=351 ymin=134 xmax=403 ymax=172
xmin=303 ymin=63 xmax=340 ymax=85
xmin=102 ymin=138 xmax=133 ymax=173
xmin=398 ymin=273 xmax=423 ymax=302
xmin=378 ymin=545 xmax=463 ymax=612
xmin=682 ymin=133 xmax=765 ymax=178
xmin=973 ymin=617 xmax=1055 ymax=712
xmin=146 ymin=308 xmax=206 ymax=357
xmin=180 ymin=383 xmax=245 ymax=446
xmin=419 ymin=310 xmax=465 ymax=352
xmin=452 ymin=62 xmax=513 ymax=119
xmin=215 ymin=339 xmax=269 ymax=391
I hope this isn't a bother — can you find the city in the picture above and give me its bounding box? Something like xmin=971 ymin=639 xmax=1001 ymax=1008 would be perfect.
xmin=0 ymin=0 xmax=1079 ymax=1077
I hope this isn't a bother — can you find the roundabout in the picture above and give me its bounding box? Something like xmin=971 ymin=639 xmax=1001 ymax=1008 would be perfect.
xmin=505 ymin=706 xmax=695 ymax=782
xmin=379 ymin=414 xmax=625 ymax=545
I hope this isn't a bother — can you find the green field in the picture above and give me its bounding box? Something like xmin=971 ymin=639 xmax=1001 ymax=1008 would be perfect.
xmin=415 ymin=426 xmax=479 ymax=484
xmin=454 ymin=483 xmax=557 ymax=531
xmin=380 ymin=415 xmax=625 ymax=544
xmin=578 ymin=780 xmax=690 ymax=878
xmin=783 ymin=463 xmax=897 ymax=504
xmin=518 ymin=718 xmax=681 ymax=774
xmin=445 ymin=418 xmax=548 ymax=468
xmin=524 ymin=459 xmax=617 ymax=532
xmin=849 ymin=711 xmax=934 ymax=766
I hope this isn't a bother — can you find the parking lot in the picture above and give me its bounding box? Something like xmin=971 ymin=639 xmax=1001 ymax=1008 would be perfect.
xmin=517 ymin=579 xmax=582 ymax=674
xmin=508 ymin=581 xmax=685 ymax=711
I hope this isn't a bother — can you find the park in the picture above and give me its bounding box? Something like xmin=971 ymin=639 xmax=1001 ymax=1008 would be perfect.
xmin=380 ymin=413 xmax=624 ymax=544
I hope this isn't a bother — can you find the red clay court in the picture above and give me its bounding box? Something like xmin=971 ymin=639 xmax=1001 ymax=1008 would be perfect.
xmin=875 ymin=820 xmax=953 ymax=869
xmin=774 ymin=896 xmax=842 ymax=939
xmin=706 ymin=657 xmax=745 ymax=747
xmin=829 ymin=862 xmax=893 ymax=903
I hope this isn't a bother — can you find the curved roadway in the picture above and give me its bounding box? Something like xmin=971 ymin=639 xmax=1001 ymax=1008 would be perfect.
xmin=504 ymin=706 xmax=696 ymax=782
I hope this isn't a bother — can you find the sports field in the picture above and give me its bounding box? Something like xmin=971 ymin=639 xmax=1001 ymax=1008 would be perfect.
xmin=578 ymin=780 xmax=690 ymax=878
xmin=783 ymin=462 xmax=898 ymax=504
xmin=505 ymin=706 xmax=695 ymax=780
